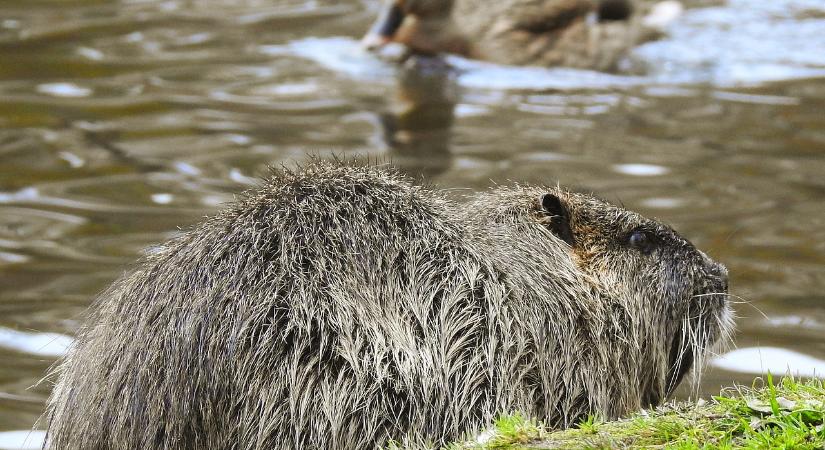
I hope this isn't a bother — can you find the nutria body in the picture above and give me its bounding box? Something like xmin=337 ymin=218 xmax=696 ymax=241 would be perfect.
xmin=44 ymin=161 xmax=732 ymax=449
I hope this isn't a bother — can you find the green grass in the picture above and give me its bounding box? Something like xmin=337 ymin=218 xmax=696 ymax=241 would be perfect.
xmin=454 ymin=376 xmax=825 ymax=449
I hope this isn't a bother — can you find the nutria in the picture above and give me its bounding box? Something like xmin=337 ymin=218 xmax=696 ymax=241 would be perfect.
xmin=362 ymin=0 xmax=680 ymax=71
xmin=44 ymin=161 xmax=733 ymax=449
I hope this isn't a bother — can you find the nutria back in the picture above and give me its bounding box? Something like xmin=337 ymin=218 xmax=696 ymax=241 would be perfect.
xmin=44 ymin=161 xmax=732 ymax=449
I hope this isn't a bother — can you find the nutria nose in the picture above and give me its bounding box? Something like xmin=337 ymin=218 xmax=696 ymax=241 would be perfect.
xmin=707 ymin=261 xmax=729 ymax=292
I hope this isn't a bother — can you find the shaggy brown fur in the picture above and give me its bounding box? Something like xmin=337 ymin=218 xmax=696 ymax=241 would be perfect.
xmin=44 ymin=161 xmax=733 ymax=449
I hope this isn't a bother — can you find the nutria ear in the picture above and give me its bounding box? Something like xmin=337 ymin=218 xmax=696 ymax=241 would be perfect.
xmin=539 ymin=193 xmax=575 ymax=246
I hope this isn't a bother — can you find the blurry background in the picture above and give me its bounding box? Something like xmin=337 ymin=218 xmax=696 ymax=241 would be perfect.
xmin=1 ymin=0 xmax=824 ymax=446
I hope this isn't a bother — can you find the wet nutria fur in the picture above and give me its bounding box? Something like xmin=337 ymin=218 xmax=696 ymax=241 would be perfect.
xmin=44 ymin=161 xmax=733 ymax=449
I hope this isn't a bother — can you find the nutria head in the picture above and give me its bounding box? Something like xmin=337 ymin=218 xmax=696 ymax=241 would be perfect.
xmin=538 ymin=190 xmax=733 ymax=407
xmin=361 ymin=0 xmax=468 ymax=56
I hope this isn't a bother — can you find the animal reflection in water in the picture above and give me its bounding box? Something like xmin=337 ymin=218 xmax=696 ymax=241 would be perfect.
xmin=378 ymin=57 xmax=457 ymax=177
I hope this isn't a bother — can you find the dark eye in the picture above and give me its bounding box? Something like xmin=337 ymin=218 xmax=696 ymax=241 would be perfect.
xmin=628 ymin=230 xmax=656 ymax=254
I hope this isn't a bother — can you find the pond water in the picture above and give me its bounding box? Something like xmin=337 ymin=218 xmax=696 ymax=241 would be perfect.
xmin=1 ymin=0 xmax=824 ymax=445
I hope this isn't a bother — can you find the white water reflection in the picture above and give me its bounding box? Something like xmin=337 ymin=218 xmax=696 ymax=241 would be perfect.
xmin=714 ymin=347 xmax=825 ymax=378
xmin=151 ymin=193 xmax=174 ymax=205
xmin=453 ymin=59 xmax=644 ymax=90
xmin=0 ymin=252 xmax=28 ymax=265
xmin=0 ymin=328 xmax=73 ymax=357
xmin=0 ymin=430 xmax=45 ymax=450
xmin=261 ymin=37 xmax=395 ymax=82
xmin=641 ymin=197 xmax=687 ymax=209
xmin=35 ymin=82 xmax=93 ymax=98
xmin=613 ymin=164 xmax=670 ymax=177
xmin=279 ymin=36 xmax=646 ymax=90
xmin=637 ymin=0 xmax=825 ymax=86
xmin=76 ymin=46 xmax=104 ymax=61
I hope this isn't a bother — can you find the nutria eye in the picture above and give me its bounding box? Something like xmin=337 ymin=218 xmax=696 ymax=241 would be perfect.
xmin=628 ymin=230 xmax=655 ymax=254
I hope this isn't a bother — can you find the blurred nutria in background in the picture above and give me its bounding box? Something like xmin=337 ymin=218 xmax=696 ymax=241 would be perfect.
xmin=44 ymin=161 xmax=732 ymax=449
xmin=362 ymin=0 xmax=685 ymax=71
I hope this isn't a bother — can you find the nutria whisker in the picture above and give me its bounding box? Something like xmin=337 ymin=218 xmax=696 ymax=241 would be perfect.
xmin=693 ymin=291 xmax=766 ymax=320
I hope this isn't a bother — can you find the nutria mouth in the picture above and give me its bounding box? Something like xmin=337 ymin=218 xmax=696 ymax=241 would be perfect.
xmin=664 ymin=288 xmax=728 ymax=399
xmin=665 ymin=331 xmax=694 ymax=397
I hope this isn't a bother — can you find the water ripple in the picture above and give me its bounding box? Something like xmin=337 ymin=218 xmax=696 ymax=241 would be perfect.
xmin=0 ymin=328 xmax=73 ymax=357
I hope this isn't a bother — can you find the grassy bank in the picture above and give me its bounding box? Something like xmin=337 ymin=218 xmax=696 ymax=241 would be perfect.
xmin=456 ymin=376 xmax=825 ymax=449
